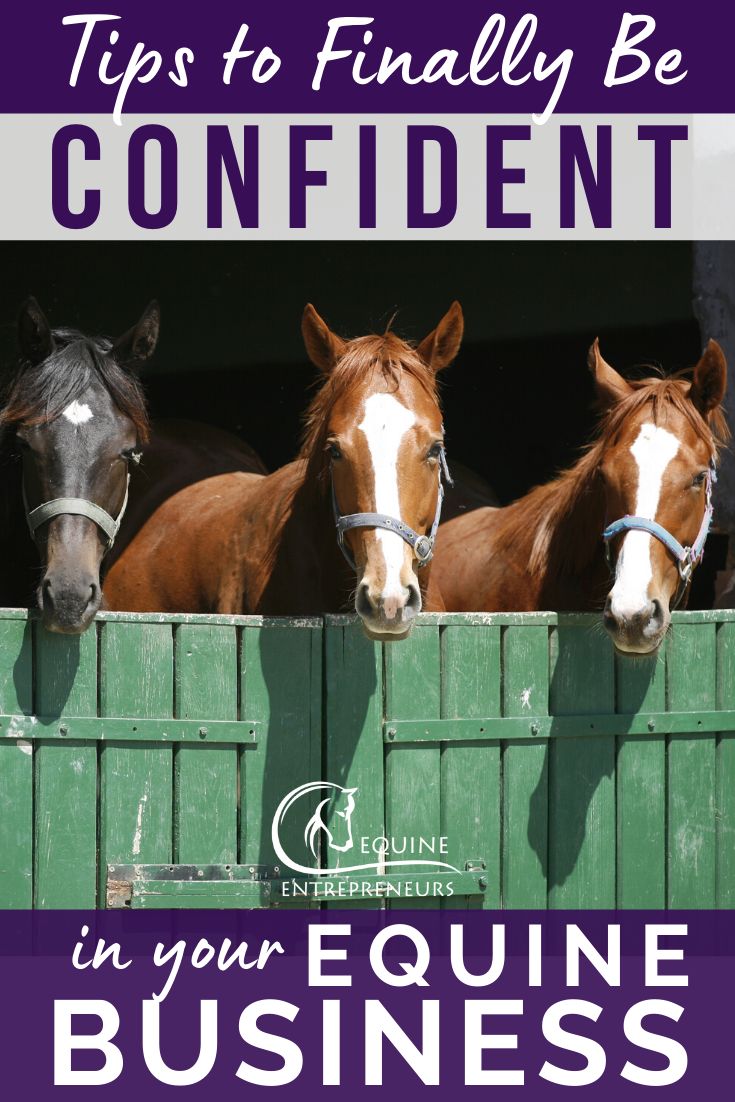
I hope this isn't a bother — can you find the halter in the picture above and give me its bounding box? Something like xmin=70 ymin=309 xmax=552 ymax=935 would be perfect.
xmin=602 ymin=463 xmax=717 ymax=590
xmin=22 ymin=455 xmax=140 ymax=552
xmin=331 ymin=447 xmax=452 ymax=570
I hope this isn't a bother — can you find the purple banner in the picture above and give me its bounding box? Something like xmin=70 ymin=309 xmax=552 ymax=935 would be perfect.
xmin=0 ymin=910 xmax=733 ymax=1096
xmin=0 ymin=1 xmax=730 ymax=116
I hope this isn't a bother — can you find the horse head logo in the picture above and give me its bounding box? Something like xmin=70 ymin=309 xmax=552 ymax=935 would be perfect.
xmin=304 ymin=785 xmax=357 ymax=857
xmin=272 ymin=779 xmax=460 ymax=877
xmin=272 ymin=781 xmax=359 ymax=875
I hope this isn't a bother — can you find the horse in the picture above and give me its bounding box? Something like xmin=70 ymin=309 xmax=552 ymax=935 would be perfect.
xmin=432 ymin=338 xmax=728 ymax=655
xmin=0 ymin=299 xmax=267 ymax=634
xmin=103 ymin=303 xmax=465 ymax=639
xmin=105 ymin=417 xmax=267 ymax=568
xmin=0 ymin=297 xmax=158 ymax=634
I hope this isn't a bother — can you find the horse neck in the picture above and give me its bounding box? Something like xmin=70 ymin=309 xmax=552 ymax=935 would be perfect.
xmin=499 ymin=455 xmax=609 ymax=605
xmin=255 ymin=457 xmax=353 ymax=614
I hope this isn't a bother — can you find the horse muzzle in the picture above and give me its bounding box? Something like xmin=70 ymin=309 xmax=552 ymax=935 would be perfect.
xmin=39 ymin=571 xmax=102 ymax=635
xmin=356 ymin=580 xmax=421 ymax=641
xmin=602 ymin=595 xmax=669 ymax=655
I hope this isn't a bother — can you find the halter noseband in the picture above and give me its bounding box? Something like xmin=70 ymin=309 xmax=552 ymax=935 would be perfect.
xmin=602 ymin=463 xmax=717 ymax=588
xmin=22 ymin=457 xmax=139 ymax=552
xmin=332 ymin=447 xmax=452 ymax=570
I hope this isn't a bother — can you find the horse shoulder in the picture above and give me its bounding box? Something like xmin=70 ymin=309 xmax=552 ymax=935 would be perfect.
xmin=114 ymin=420 xmax=267 ymax=557
xmin=434 ymin=505 xmax=538 ymax=612
xmin=105 ymin=471 xmax=263 ymax=614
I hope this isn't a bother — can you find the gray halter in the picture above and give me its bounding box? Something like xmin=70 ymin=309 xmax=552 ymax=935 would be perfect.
xmin=23 ymin=470 xmax=132 ymax=551
xmin=331 ymin=447 xmax=452 ymax=570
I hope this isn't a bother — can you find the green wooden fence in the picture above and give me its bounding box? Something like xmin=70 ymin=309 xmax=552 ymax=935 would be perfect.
xmin=0 ymin=608 xmax=733 ymax=908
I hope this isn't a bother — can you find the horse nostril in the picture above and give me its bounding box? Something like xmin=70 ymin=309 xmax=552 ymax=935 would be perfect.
xmin=88 ymin=581 xmax=99 ymax=607
xmin=603 ymin=596 xmax=616 ymax=629
xmin=356 ymin=583 xmax=375 ymax=617
xmin=41 ymin=577 xmax=55 ymax=610
xmin=404 ymin=585 xmax=421 ymax=619
xmin=649 ymin=598 xmax=664 ymax=631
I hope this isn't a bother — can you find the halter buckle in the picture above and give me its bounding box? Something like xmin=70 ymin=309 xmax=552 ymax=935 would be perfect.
xmin=414 ymin=535 xmax=433 ymax=564
xmin=678 ymin=550 xmax=696 ymax=583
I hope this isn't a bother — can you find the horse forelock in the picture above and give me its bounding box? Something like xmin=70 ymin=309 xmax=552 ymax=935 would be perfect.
xmin=600 ymin=372 xmax=728 ymax=455
xmin=299 ymin=332 xmax=440 ymax=487
xmin=520 ymin=372 xmax=728 ymax=580
xmin=0 ymin=328 xmax=150 ymax=442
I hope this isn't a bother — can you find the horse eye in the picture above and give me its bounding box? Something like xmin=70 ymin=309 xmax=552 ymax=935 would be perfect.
xmin=123 ymin=448 xmax=143 ymax=465
xmin=427 ymin=441 xmax=443 ymax=461
xmin=692 ymin=471 xmax=707 ymax=488
xmin=326 ymin=441 xmax=342 ymax=461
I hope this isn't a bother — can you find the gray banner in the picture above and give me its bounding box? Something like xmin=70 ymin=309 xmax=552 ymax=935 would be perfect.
xmin=0 ymin=113 xmax=727 ymax=239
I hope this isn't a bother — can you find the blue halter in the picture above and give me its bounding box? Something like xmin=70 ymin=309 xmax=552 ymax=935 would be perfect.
xmin=602 ymin=464 xmax=717 ymax=585
xmin=331 ymin=447 xmax=452 ymax=571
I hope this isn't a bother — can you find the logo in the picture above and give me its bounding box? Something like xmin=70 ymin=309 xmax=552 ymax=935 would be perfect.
xmin=271 ymin=781 xmax=460 ymax=876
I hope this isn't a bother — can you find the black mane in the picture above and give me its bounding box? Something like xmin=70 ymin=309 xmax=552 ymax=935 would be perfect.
xmin=0 ymin=328 xmax=149 ymax=441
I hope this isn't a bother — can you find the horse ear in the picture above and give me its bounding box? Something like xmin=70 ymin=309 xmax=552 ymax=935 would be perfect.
xmin=301 ymin=304 xmax=346 ymax=374
xmin=18 ymin=297 xmax=55 ymax=366
xmin=588 ymin=338 xmax=633 ymax=409
xmin=112 ymin=300 xmax=160 ymax=369
xmin=416 ymin=301 xmax=464 ymax=373
xmin=690 ymin=339 xmax=727 ymax=416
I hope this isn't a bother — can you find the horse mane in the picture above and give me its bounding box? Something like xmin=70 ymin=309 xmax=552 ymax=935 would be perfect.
xmin=499 ymin=371 xmax=730 ymax=582
xmin=299 ymin=331 xmax=440 ymax=488
xmin=0 ymin=328 xmax=150 ymax=443
xmin=304 ymin=798 xmax=331 ymax=858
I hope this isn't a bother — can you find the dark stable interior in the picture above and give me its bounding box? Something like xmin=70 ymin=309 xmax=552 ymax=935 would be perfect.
xmin=0 ymin=240 xmax=722 ymax=608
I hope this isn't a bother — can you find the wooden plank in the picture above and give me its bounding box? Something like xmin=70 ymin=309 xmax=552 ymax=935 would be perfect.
xmin=384 ymin=623 xmax=441 ymax=910
xmin=502 ymin=625 xmax=549 ymax=908
xmin=34 ymin=625 xmax=98 ymax=908
xmin=548 ymin=625 xmax=615 ymax=908
xmin=667 ymin=623 xmax=717 ymax=908
xmin=0 ymin=618 xmax=33 ymax=907
xmin=440 ymin=622 xmax=501 ymax=909
xmin=174 ymin=624 xmax=238 ymax=864
xmin=0 ymin=716 xmax=256 ymax=742
xmin=616 ymin=650 xmax=666 ymax=908
xmin=240 ymin=623 xmax=322 ymax=888
xmin=98 ymin=621 xmax=175 ymax=903
xmin=324 ymin=609 xmax=735 ymax=627
xmin=380 ymin=710 xmax=735 ymax=741
xmin=716 ymin=621 xmax=735 ymax=907
xmin=323 ymin=620 xmax=383 ymax=909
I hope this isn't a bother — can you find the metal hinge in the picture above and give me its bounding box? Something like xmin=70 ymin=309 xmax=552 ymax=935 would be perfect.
xmin=107 ymin=859 xmax=489 ymax=908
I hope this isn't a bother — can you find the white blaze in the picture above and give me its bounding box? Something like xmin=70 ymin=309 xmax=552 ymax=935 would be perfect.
xmin=62 ymin=400 xmax=94 ymax=425
xmin=609 ymin=423 xmax=679 ymax=618
xmin=358 ymin=392 xmax=416 ymax=604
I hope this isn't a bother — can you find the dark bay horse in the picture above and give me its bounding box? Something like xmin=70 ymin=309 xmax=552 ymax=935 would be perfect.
xmin=433 ymin=339 xmax=728 ymax=654
xmin=104 ymin=303 xmax=465 ymax=639
xmin=0 ymin=298 xmax=157 ymax=633
xmin=0 ymin=299 xmax=266 ymax=634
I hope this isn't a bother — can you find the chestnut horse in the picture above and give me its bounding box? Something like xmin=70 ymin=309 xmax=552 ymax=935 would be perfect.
xmin=433 ymin=339 xmax=728 ymax=654
xmin=104 ymin=303 xmax=465 ymax=639
xmin=0 ymin=299 xmax=266 ymax=633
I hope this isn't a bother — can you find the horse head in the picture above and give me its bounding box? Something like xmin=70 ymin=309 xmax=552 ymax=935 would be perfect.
xmin=301 ymin=302 xmax=463 ymax=640
xmin=0 ymin=298 xmax=158 ymax=633
xmin=304 ymin=784 xmax=357 ymax=857
xmin=590 ymin=338 xmax=728 ymax=654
